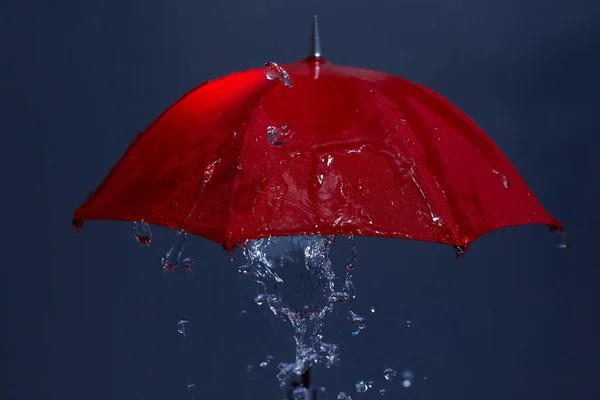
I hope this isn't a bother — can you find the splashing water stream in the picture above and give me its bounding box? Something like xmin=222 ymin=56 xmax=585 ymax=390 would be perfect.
xmin=238 ymin=235 xmax=361 ymax=385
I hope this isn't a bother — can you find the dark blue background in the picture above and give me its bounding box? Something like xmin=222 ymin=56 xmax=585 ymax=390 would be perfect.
xmin=3 ymin=0 xmax=599 ymax=398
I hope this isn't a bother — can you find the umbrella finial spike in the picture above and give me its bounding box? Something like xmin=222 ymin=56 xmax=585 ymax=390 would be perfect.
xmin=310 ymin=14 xmax=322 ymax=58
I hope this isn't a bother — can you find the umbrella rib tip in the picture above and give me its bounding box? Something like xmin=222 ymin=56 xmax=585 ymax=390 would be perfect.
xmin=310 ymin=14 xmax=322 ymax=58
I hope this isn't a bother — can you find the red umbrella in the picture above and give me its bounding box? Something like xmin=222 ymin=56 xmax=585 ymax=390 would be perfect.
xmin=73 ymin=16 xmax=561 ymax=254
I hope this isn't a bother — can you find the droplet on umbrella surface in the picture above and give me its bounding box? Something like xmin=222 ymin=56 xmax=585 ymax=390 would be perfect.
xmin=337 ymin=392 xmax=352 ymax=400
xmin=405 ymin=320 xmax=412 ymax=328
xmin=492 ymin=169 xmax=510 ymax=189
xmin=267 ymin=125 xmax=290 ymax=146
xmin=264 ymin=61 xmax=294 ymax=87
xmin=293 ymin=387 xmax=308 ymax=399
xmin=177 ymin=319 xmax=190 ymax=336
xmin=260 ymin=361 xmax=268 ymax=368
xmin=383 ymin=367 xmax=398 ymax=382
xmin=182 ymin=257 xmax=194 ymax=274
xmin=161 ymin=229 xmax=187 ymax=271
xmin=399 ymin=117 xmax=408 ymax=125
xmin=247 ymin=364 xmax=255 ymax=372
xmin=133 ymin=220 xmax=152 ymax=246
xmin=240 ymin=310 xmax=247 ymax=317
xmin=348 ymin=310 xmax=367 ymax=330
xmin=355 ymin=381 xmax=368 ymax=393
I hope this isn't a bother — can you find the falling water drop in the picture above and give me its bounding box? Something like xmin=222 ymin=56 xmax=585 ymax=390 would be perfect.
xmin=552 ymin=228 xmax=566 ymax=249
xmin=260 ymin=361 xmax=268 ymax=368
xmin=264 ymin=61 xmax=294 ymax=87
xmin=379 ymin=388 xmax=386 ymax=395
xmin=133 ymin=220 xmax=152 ymax=246
xmin=337 ymin=393 xmax=352 ymax=400
xmin=247 ymin=365 xmax=255 ymax=372
xmin=161 ymin=229 xmax=187 ymax=271
xmin=240 ymin=310 xmax=247 ymax=317
xmin=383 ymin=367 xmax=398 ymax=381
xmin=370 ymin=306 xmax=376 ymax=313
xmin=177 ymin=319 xmax=190 ymax=337
xmin=182 ymin=257 xmax=194 ymax=274
xmin=348 ymin=310 xmax=367 ymax=330
xmin=401 ymin=370 xmax=414 ymax=388
xmin=267 ymin=125 xmax=290 ymax=146
xmin=454 ymin=245 xmax=467 ymax=258
xmin=237 ymin=264 xmax=252 ymax=275
xmin=405 ymin=320 xmax=412 ymax=328
xmin=367 ymin=380 xmax=375 ymax=388
xmin=355 ymin=381 xmax=368 ymax=393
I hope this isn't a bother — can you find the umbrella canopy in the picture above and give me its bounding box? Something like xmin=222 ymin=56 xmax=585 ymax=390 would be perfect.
xmin=73 ymin=17 xmax=561 ymax=252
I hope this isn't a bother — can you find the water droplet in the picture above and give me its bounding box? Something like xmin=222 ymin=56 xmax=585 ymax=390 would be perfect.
xmin=337 ymin=393 xmax=352 ymax=400
xmin=247 ymin=364 xmax=255 ymax=372
xmin=348 ymin=311 xmax=367 ymax=330
xmin=267 ymin=125 xmax=290 ymax=146
xmin=383 ymin=368 xmax=398 ymax=381
xmin=133 ymin=220 xmax=152 ymax=246
xmin=399 ymin=117 xmax=408 ymax=125
xmin=331 ymin=292 xmax=349 ymax=303
xmin=202 ymin=159 xmax=220 ymax=185
xmin=260 ymin=361 xmax=268 ymax=368
xmin=186 ymin=382 xmax=195 ymax=391
xmin=454 ymin=245 xmax=467 ymax=258
xmin=401 ymin=370 xmax=413 ymax=387
xmin=367 ymin=380 xmax=375 ymax=388
xmin=370 ymin=306 xmax=376 ymax=313
xmin=379 ymin=388 xmax=386 ymax=395
xmin=240 ymin=310 xmax=247 ymax=317
xmin=552 ymin=228 xmax=566 ymax=249
xmin=492 ymin=169 xmax=510 ymax=189
xmin=266 ymin=354 xmax=274 ymax=363
xmin=182 ymin=257 xmax=194 ymax=274
xmin=264 ymin=61 xmax=294 ymax=87
xmin=355 ymin=381 xmax=368 ymax=393
xmin=162 ymin=229 xmax=187 ymax=271
xmin=293 ymin=387 xmax=308 ymax=399
xmin=177 ymin=319 xmax=190 ymax=336
xmin=237 ymin=264 xmax=252 ymax=275
xmin=254 ymin=293 xmax=265 ymax=306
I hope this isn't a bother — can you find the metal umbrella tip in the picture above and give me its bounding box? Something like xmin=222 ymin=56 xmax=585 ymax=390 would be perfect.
xmin=310 ymin=14 xmax=321 ymax=58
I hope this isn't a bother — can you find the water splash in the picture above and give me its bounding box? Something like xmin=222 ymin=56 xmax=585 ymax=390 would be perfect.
xmin=264 ymin=62 xmax=294 ymax=87
xmin=162 ymin=229 xmax=187 ymax=271
xmin=133 ymin=220 xmax=152 ymax=245
xmin=238 ymin=235 xmax=360 ymax=385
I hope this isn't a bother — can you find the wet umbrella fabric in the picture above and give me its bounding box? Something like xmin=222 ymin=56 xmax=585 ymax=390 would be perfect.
xmin=73 ymin=56 xmax=561 ymax=251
